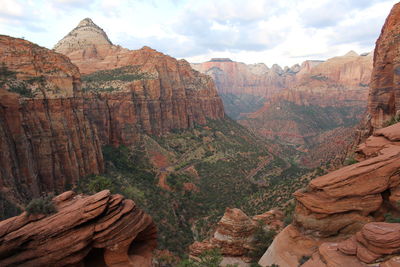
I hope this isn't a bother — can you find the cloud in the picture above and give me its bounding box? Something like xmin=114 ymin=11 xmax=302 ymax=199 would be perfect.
xmin=0 ymin=0 xmax=397 ymax=66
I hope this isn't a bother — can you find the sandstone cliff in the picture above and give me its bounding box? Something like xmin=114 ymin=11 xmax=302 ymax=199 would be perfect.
xmin=54 ymin=19 xmax=224 ymax=143
xmin=258 ymin=4 xmax=400 ymax=266
xmin=0 ymin=23 xmax=224 ymax=215
xmin=0 ymin=35 xmax=104 ymax=207
xmin=259 ymin=122 xmax=400 ymax=267
xmin=368 ymin=3 xmax=400 ymax=130
xmin=191 ymin=58 xmax=298 ymax=98
xmin=0 ymin=190 xmax=157 ymax=267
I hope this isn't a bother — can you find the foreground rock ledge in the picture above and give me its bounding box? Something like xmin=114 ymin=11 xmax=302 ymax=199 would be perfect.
xmin=0 ymin=190 xmax=157 ymax=267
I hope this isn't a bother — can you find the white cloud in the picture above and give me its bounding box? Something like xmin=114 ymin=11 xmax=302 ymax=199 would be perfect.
xmin=0 ymin=0 xmax=398 ymax=66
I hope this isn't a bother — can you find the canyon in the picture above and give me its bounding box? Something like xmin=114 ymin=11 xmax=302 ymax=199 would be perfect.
xmin=258 ymin=3 xmax=400 ymax=266
xmin=194 ymin=51 xmax=373 ymax=168
xmin=0 ymin=1 xmax=400 ymax=266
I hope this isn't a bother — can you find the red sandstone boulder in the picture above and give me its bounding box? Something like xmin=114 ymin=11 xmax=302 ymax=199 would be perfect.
xmin=0 ymin=190 xmax=157 ymax=266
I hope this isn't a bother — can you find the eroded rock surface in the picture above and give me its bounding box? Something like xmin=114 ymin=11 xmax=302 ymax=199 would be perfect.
xmin=302 ymin=222 xmax=400 ymax=267
xmin=368 ymin=2 xmax=400 ymax=129
xmin=259 ymin=122 xmax=400 ymax=267
xmin=0 ymin=190 xmax=157 ymax=267
xmin=190 ymin=208 xmax=283 ymax=265
xmin=0 ymin=35 xmax=103 ymax=205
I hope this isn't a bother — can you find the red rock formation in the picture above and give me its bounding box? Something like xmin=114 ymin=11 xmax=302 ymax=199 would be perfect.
xmin=0 ymin=35 xmax=103 ymax=204
xmin=190 ymin=208 xmax=283 ymax=265
xmin=0 ymin=190 xmax=157 ymax=267
xmin=191 ymin=59 xmax=298 ymax=98
xmin=302 ymin=222 xmax=400 ymax=267
xmin=259 ymin=122 xmax=400 ymax=267
xmin=0 ymin=20 xmax=224 ymax=207
xmin=368 ymin=3 xmax=400 ymax=129
xmin=54 ymin=19 xmax=224 ymax=143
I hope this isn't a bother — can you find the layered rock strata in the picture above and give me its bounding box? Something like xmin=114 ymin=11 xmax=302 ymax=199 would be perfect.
xmin=259 ymin=121 xmax=400 ymax=266
xmin=54 ymin=19 xmax=224 ymax=143
xmin=302 ymin=222 xmax=400 ymax=267
xmin=368 ymin=3 xmax=400 ymax=129
xmin=0 ymin=20 xmax=224 ymax=206
xmin=0 ymin=190 xmax=157 ymax=267
xmin=190 ymin=208 xmax=283 ymax=266
xmin=0 ymin=35 xmax=103 ymax=204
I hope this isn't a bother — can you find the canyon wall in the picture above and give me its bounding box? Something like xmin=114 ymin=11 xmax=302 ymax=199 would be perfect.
xmin=259 ymin=3 xmax=400 ymax=266
xmin=0 ymin=35 xmax=103 ymax=205
xmin=368 ymin=4 xmax=400 ymax=130
xmin=55 ymin=18 xmax=224 ymax=145
xmin=0 ymin=19 xmax=224 ymax=209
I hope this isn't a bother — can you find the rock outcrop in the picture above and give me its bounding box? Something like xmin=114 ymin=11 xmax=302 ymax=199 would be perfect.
xmin=0 ymin=35 xmax=103 ymax=205
xmin=190 ymin=208 xmax=283 ymax=266
xmin=302 ymin=222 xmax=400 ymax=267
xmin=54 ymin=18 xmax=112 ymax=55
xmin=0 ymin=190 xmax=157 ymax=267
xmin=368 ymin=3 xmax=400 ymax=130
xmin=259 ymin=121 xmax=400 ymax=266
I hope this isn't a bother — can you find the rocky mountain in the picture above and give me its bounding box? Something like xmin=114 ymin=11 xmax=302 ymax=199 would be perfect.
xmin=0 ymin=190 xmax=157 ymax=267
xmin=238 ymin=52 xmax=373 ymax=168
xmin=0 ymin=25 xmax=225 ymax=219
xmin=191 ymin=58 xmax=300 ymax=119
xmin=259 ymin=3 xmax=400 ymax=266
xmin=192 ymin=51 xmax=372 ymax=168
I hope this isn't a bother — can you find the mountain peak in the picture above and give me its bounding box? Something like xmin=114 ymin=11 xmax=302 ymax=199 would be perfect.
xmin=344 ymin=50 xmax=359 ymax=57
xmin=77 ymin=18 xmax=96 ymax=27
xmin=54 ymin=18 xmax=112 ymax=54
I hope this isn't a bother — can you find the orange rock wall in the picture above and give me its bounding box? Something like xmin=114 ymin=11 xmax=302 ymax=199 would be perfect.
xmin=368 ymin=3 xmax=400 ymax=129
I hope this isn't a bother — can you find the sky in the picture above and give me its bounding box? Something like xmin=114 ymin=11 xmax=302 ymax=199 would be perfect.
xmin=0 ymin=0 xmax=398 ymax=67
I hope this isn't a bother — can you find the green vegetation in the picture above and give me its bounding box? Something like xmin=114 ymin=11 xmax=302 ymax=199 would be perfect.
xmin=383 ymin=114 xmax=400 ymax=127
xmin=76 ymin=118 xmax=310 ymax=257
xmin=0 ymin=62 xmax=17 ymax=87
xmin=177 ymin=249 xmax=223 ymax=267
xmin=25 ymin=194 xmax=56 ymax=216
xmin=0 ymin=192 xmax=22 ymax=220
xmin=82 ymin=65 xmax=151 ymax=83
xmin=299 ymin=256 xmax=311 ymax=266
xmin=283 ymin=201 xmax=296 ymax=226
xmin=248 ymin=222 xmax=277 ymax=261
xmin=343 ymin=155 xmax=358 ymax=166
xmin=310 ymin=74 xmax=328 ymax=81
xmin=219 ymin=93 xmax=266 ymax=119
xmin=8 ymin=83 xmax=34 ymax=97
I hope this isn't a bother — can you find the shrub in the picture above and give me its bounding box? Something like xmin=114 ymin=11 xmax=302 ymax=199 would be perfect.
xmin=383 ymin=114 xmax=400 ymax=127
xmin=343 ymin=156 xmax=358 ymax=166
xmin=384 ymin=213 xmax=400 ymax=223
xmin=248 ymin=222 xmax=277 ymax=261
xmin=0 ymin=62 xmax=17 ymax=87
xmin=25 ymin=195 xmax=56 ymax=216
xmin=177 ymin=249 xmax=223 ymax=267
xmin=299 ymin=255 xmax=311 ymax=266
xmin=8 ymin=83 xmax=34 ymax=97
xmin=87 ymin=175 xmax=115 ymax=193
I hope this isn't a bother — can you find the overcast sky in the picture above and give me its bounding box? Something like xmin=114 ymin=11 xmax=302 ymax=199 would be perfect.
xmin=0 ymin=0 xmax=398 ymax=67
